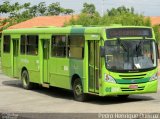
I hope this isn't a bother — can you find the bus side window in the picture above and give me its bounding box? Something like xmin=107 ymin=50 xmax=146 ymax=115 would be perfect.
xmin=3 ymin=35 xmax=11 ymax=53
xmin=51 ymin=35 xmax=66 ymax=57
xmin=20 ymin=35 xmax=26 ymax=54
xmin=68 ymin=35 xmax=84 ymax=59
xmin=26 ymin=35 xmax=38 ymax=55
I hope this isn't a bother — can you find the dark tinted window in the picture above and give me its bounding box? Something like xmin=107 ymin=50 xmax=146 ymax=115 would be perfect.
xmin=3 ymin=35 xmax=11 ymax=53
xmin=26 ymin=35 xmax=38 ymax=55
xmin=20 ymin=35 xmax=26 ymax=54
xmin=51 ymin=36 xmax=66 ymax=57
xmin=20 ymin=35 xmax=38 ymax=55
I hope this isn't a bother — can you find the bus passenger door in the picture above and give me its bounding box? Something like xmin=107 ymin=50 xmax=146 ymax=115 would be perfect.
xmin=88 ymin=41 xmax=100 ymax=93
xmin=13 ymin=39 xmax=19 ymax=77
xmin=43 ymin=40 xmax=50 ymax=83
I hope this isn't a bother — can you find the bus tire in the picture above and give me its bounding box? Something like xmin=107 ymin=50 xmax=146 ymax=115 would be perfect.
xmin=21 ymin=70 xmax=34 ymax=90
xmin=73 ymin=78 xmax=87 ymax=102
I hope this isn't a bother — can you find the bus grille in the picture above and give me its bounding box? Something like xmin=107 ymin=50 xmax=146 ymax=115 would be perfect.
xmin=119 ymin=73 xmax=146 ymax=80
xmin=121 ymin=86 xmax=145 ymax=91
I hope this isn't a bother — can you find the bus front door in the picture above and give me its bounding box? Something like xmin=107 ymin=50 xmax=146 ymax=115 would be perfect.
xmin=13 ymin=39 xmax=19 ymax=77
xmin=43 ymin=40 xmax=50 ymax=83
xmin=88 ymin=41 xmax=99 ymax=93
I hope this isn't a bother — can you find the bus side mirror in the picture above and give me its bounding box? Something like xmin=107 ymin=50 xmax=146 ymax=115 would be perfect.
xmin=100 ymin=46 xmax=105 ymax=57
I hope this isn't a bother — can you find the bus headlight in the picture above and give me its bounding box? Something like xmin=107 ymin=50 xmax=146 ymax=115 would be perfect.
xmin=149 ymin=73 xmax=158 ymax=81
xmin=105 ymin=74 xmax=116 ymax=83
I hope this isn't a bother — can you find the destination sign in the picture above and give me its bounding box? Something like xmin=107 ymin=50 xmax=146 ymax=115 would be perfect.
xmin=106 ymin=28 xmax=152 ymax=38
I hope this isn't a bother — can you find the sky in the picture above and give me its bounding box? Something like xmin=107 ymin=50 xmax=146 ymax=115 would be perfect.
xmin=2 ymin=0 xmax=160 ymax=16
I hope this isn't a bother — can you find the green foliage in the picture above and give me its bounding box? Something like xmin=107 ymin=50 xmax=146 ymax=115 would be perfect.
xmin=67 ymin=5 xmax=151 ymax=27
xmin=153 ymin=25 xmax=160 ymax=43
xmin=0 ymin=1 xmax=75 ymax=31
xmin=66 ymin=3 xmax=100 ymax=26
xmin=47 ymin=2 xmax=62 ymax=15
xmin=82 ymin=3 xmax=96 ymax=15
xmin=68 ymin=13 xmax=100 ymax=26
xmin=0 ymin=1 xmax=12 ymax=13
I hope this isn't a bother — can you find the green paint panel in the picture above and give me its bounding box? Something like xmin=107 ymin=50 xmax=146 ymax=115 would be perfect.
xmin=115 ymin=77 xmax=150 ymax=84
xmin=70 ymin=28 xmax=85 ymax=34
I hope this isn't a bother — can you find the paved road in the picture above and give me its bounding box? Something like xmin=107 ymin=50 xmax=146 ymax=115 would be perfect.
xmin=0 ymin=71 xmax=160 ymax=113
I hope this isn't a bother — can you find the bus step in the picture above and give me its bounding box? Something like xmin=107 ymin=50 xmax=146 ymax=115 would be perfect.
xmin=42 ymin=83 xmax=50 ymax=88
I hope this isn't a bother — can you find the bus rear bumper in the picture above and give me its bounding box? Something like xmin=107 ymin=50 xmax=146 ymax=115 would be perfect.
xmin=100 ymin=80 xmax=158 ymax=96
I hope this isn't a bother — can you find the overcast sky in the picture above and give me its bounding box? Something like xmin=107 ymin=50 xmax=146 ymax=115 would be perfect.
xmin=3 ymin=0 xmax=160 ymax=16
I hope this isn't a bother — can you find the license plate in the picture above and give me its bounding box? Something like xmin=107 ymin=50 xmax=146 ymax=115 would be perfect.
xmin=129 ymin=85 xmax=138 ymax=89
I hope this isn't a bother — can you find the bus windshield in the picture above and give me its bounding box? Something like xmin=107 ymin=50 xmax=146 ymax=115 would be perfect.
xmin=104 ymin=39 xmax=157 ymax=72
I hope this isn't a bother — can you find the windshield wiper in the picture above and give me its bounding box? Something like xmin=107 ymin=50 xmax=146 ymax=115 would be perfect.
xmin=136 ymin=41 xmax=142 ymax=52
xmin=117 ymin=38 xmax=128 ymax=52
xmin=136 ymin=37 xmax=145 ymax=56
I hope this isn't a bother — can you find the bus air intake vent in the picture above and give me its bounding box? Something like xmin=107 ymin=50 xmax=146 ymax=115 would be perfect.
xmin=121 ymin=86 xmax=145 ymax=92
xmin=119 ymin=73 xmax=146 ymax=80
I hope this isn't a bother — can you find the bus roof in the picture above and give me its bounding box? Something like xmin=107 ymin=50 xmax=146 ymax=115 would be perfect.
xmin=3 ymin=26 xmax=152 ymax=35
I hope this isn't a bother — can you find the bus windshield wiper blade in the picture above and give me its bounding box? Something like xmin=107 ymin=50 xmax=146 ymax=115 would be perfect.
xmin=136 ymin=40 xmax=142 ymax=52
xmin=117 ymin=38 xmax=128 ymax=52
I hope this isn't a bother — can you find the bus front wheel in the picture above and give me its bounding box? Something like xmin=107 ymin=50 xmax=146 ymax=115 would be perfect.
xmin=73 ymin=78 xmax=87 ymax=102
xmin=21 ymin=70 xmax=34 ymax=90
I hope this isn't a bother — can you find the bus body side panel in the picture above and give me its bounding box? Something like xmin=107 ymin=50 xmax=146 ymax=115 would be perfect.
xmin=1 ymin=53 xmax=12 ymax=76
xmin=1 ymin=36 xmax=12 ymax=77
xmin=19 ymin=55 xmax=40 ymax=83
xmin=49 ymin=57 xmax=85 ymax=90
xmin=49 ymin=58 xmax=70 ymax=89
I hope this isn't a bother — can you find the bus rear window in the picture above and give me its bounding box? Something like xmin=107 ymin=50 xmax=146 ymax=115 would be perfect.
xmin=3 ymin=35 xmax=11 ymax=53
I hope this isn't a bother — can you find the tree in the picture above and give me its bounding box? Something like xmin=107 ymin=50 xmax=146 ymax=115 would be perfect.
xmin=66 ymin=3 xmax=100 ymax=26
xmin=0 ymin=1 xmax=12 ymax=14
xmin=99 ymin=6 xmax=150 ymax=26
xmin=67 ymin=5 xmax=151 ymax=28
xmin=82 ymin=3 xmax=96 ymax=15
xmin=153 ymin=25 xmax=160 ymax=43
xmin=37 ymin=2 xmax=47 ymax=16
xmin=47 ymin=2 xmax=63 ymax=15
xmin=63 ymin=9 xmax=74 ymax=15
xmin=0 ymin=1 xmax=74 ymax=31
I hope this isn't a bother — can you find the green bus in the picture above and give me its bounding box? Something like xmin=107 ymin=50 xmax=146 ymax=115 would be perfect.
xmin=1 ymin=26 xmax=159 ymax=101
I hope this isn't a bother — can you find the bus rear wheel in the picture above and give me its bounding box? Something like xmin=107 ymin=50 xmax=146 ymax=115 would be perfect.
xmin=21 ymin=70 xmax=34 ymax=90
xmin=73 ymin=78 xmax=87 ymax=102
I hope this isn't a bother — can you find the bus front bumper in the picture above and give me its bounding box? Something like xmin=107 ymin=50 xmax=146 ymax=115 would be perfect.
xmin=101 ymin=80 xmax=158 ymax=96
